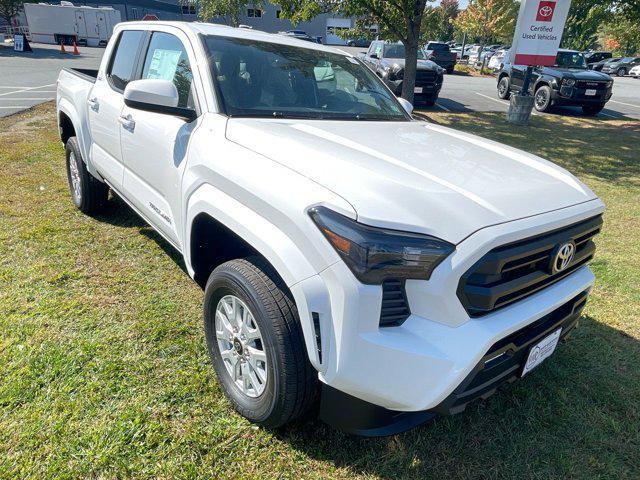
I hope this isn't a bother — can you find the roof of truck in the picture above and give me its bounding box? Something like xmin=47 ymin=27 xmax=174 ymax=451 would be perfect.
xmin=120 ymin=21 xmax=353 ymax=57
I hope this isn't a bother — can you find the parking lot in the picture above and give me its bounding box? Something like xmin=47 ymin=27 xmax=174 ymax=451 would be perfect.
xmin=1 ymin=42 xmax=639 ymax=120
xmin=0 ymin=43 xmax=103 ymax=117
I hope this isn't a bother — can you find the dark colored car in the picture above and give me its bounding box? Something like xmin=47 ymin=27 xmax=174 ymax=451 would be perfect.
xmin=347 ymin=38 xmax=371 ymax=48
xmin=584 ymin=51 xmax=612 ymax=69
xmin=281 ymin=30 xmax=318 ymax=43
xmin=591 ymin=57 xmax=621 ymax=71
xmin=497 ymin=49 xmax=613 ymax=115
xmin=424 ymin=41 xmax=457 ymax=73
xmin=601 ymin=56 xmax=640 ymax=76
xmin=362 ymin=41 xmax=444 ymax=105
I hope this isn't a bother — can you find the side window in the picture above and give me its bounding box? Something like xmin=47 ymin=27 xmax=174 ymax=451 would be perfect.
xmin=107 ymin=30 xmax=144 ymax=91
xmin=374 ymin=42 xmax=383 ymax=58
xmin=141 ymin=32 xmax=194 ymax=108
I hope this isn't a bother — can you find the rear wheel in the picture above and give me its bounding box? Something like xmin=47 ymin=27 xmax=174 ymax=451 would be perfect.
xmin=534 ymin=85 xmax=552 ymax=112
xmin=582 ymin=104 xmax=605 ymax=116
xmin=616 ymin=67 xmax=627 ymax=76
xmin=203 ymin=257 xmax=318 ymax=428
xmin=65 ymin=136 xmax=109 ymax=214
xmin=497 ymin=76 xmax=511 ymax=99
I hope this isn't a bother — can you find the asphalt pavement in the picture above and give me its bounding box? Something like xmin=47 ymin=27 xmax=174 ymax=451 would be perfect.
xmin=0 ymin=42 xmax=103 ymax=118
xmin=1 ymin=41 xmax=639 ymax=120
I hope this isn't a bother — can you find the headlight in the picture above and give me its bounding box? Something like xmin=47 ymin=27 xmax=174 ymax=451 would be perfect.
xmin=607 ymin=80 xmax=613 ymax=87
xmin=389 ymin=64 xmax=403 ymax=80
xmin=309 ymin=206 xmax=455 ymax=284
xmin=562 ymin=78 xmax=575 ymax=87
xmin=437 ymin=67 xmax=444 ymax=75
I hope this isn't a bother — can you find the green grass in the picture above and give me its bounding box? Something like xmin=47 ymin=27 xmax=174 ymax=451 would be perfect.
xmin=1 ymin=104 xmax=639 ymax=479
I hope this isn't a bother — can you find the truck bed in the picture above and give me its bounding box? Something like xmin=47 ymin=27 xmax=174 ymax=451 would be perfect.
xmin=62 ymin=67 xmax=99 ymax=84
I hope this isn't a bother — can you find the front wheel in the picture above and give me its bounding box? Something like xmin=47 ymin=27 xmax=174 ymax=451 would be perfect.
xmin=582 ymin=104 xmax=605 ymax=116
xmin=617 ymin=67 xmax=627 ymax=76
xmin=446 ymin=66 xmax=454 ymax=74
xmin=534 ymin=85 xmax=553 ymax=112
xmin=203 ymin=257 xmax=318 ymax=428
xmin=497 ymin=76 xmax=511 ymax=99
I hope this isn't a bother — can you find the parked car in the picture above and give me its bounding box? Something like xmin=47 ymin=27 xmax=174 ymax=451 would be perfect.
xmin=469 ymin=45 xmax=503 ymax=65
xmin=488 ymin=48 xmax=509 ymax=72
xmin=362 ymin=40 xmax=444 ymax=105
xmin=601 ymin=56 xmax=640 ymax=76
xmin=424 ymin=41 xmax=457 ymax=73
xmin=346 ymin=38 xmax=371 ymax=47
xmin=497 ymin=49 xmax=613 ymax=115
xmin=57 ymin=22 xmax=604 ymax=436
xmin=591 ymin=57 xmax=621 ymax=72
xmin=630 ymin=64 xmax=640 ymax=78
xmin=584 ymin=51 xmax=612 ymax=69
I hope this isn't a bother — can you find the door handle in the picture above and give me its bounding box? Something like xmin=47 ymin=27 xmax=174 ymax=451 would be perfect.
xmin=88 ymin=97 xmax=99 ymax=112
xmin=118 ymin=114 xmax=135 ymax=132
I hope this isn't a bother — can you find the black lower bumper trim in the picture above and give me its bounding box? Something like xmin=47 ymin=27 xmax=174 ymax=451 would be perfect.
xmin=318 ymin=290 xmax=589 ymax=436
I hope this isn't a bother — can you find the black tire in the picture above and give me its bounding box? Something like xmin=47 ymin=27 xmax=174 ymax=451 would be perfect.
xmin=497 ymin=76 xmax=511 ymax=99
xmin=582 ymin=104 xmax=605 ymax=116
xmin=203 ymin=257 xmax=318 ymax=428
xmin=616 ymin=67 xmax=627 ymax=77
xmin=534 ymin=85 xmax=553 ymax=112
xmin=65 ymin=136 xmax=109 ymax=214
xmin=446 ymin=66 xmax=454 ymax=74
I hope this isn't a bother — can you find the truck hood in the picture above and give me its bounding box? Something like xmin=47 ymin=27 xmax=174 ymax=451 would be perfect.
xmin=543 ymin=67 xmax=611 ymax=81
xmin=225 ymin=119 xmax=597 ymax=243
xmin=382 ymin=58 xmax=440 ymax=70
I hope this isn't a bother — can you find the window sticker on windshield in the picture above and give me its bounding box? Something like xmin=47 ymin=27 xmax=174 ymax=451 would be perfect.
xmin=346 ymin=56 xmax=359 ymax=64
xmin=147 ymin=49 xmax=182 ymax=80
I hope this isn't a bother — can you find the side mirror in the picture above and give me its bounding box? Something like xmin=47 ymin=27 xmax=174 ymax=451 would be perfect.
xmin=369 ymin=53 xmax=378 ymax=59
xmin=124 ymin=79 xmax=197 ymax=121
xmin=398 ymin=97 xmax=413 ymax=115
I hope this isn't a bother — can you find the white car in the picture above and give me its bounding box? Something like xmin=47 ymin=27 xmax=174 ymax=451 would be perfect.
xmin=630 ymin=64 xmax=640 ymax=78
xmin=56 ymin=22 xmax=604 ymax=436
xmin=488 ymin=49 xmax=509 ymax=72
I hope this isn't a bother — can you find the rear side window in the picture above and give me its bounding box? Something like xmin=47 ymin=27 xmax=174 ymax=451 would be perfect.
xmin=427 ymin=43 xmax=449 ymax=51
xmin=141 ymin=32 xmax=194 ymax=108
xmin=107 ymin=30 xmax=144 ymax=91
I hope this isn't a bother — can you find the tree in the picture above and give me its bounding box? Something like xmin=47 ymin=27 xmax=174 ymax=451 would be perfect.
xmin=195 ymin=0 xmax=261 ymax=27
xmin=452 ymin=0 xmax=518 ymax=46
xmin=277 ymin=0 xmax=431 ymax=103
xmin=422 ymin=0 xmax=459 ymax=42
xmin=561 ymin=0 xmax=610 ymax=50
xmin=0 ymin=0 xmax=32 ymax=27
xmin=600 ymin=16 xmax=640 ymax=54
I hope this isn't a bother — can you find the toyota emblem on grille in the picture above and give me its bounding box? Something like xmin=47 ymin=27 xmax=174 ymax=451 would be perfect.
xmin=550 ymin=241 xmax=576 ymax=274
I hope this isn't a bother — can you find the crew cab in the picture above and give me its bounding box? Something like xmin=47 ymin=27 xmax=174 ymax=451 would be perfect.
xmin=497 ymin=49 xmax=613 ymax=115
xmin=362 ymin=40 xmax=444 ymax=106
xmin=57 ymin=22 xmax=604 ymax=436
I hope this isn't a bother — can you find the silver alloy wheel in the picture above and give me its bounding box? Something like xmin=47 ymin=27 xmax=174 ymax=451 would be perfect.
xmin=535 ymin=89 xmax=548 ymax=109
xmin=498 ymin=78 xmax=508 ymax=96
xmin=68 ymin=151 xmax=82 ymax=203
xmin=215 ymin=295 xmax=268 ymax=397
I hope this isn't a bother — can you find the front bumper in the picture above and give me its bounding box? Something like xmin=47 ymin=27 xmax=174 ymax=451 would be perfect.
xmin=551 ymin=86 xmax=612 ymax=106
xmin=383 ymin=77 xmax=443 ymax=103
xmin=319 ymin=289 xmax=588 ymax=435
xmin=289 ymin=200 xmax=604 ymax=432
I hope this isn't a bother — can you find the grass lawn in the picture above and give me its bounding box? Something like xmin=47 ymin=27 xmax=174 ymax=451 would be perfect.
xmin=1 ymin=103 xmax=638 ymax=479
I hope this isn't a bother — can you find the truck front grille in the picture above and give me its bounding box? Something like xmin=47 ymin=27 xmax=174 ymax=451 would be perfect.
xmin=457 ymin=215 xmax=602 ymax=317
xmin=416 ymin=70 xmax=437 ymax=84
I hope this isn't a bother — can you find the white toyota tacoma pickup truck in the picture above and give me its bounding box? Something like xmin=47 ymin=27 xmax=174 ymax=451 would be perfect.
xmin=57 ymin=22 xmax=604 ymax=436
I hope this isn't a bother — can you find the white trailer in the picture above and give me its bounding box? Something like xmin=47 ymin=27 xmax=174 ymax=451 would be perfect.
xmin=23 ymin=2 xmax=121 ymax=47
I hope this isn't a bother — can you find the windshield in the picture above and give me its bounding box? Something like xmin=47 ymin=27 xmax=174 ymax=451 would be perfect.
xmin=554 ymin=51 xmax=587 ymax=69
xmin=620 ymin=57 xmax=636 ymax=62
xmin=426 ymin=43 xmax=449 ymax=51
xmin=383 ymin=44 xmax=428 ymax=59
xmin=203 ymin=35 xmax=408 ymax=121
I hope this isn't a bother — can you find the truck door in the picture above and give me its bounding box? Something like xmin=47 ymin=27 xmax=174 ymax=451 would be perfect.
xmin=87 ymin=29 xmax=145 ymax=190
xmin=120 ymin=30 xmax=199 ymax=247
xmin=75 ymin=11 xmax=87 ymax=41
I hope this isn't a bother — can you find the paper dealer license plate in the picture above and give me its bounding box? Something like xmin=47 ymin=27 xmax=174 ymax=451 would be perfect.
xmin=522 ymin=329 xmax=561 ymax=376
xmin=585 ymin=89 xmax=597 ymax=96
xmin=414 ymin=87 xmax=423 ymax=93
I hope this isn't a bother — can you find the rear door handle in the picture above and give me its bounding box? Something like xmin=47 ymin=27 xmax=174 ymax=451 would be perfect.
xmin=88 ymin=97 xmax=99 ymax=112
xmin=118 ymin=114 xmax=135 ymax=132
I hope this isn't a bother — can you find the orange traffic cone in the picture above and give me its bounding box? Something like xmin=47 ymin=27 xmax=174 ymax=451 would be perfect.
xmin=73 ymin=41 xmax=79 ymax=56
xmin=60 ymin=42 xmax=66 ymax=54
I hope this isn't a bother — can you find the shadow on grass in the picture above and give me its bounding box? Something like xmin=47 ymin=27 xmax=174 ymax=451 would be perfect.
xmin=93 ymin=194 xmax=189 ymax=277
xmin=276 ymin=315 xmax=640 ymax=478
xmin=425 ymin=111 xmax=640 ymax=186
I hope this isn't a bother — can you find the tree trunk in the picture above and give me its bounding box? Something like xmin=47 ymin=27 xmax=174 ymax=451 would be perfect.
xmin=401 ymin=40 xmax=419 ymax=104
